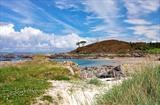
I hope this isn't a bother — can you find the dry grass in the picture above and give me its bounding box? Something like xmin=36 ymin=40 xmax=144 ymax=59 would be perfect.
xmin=95 ymin=65 xmax=160 ymax=105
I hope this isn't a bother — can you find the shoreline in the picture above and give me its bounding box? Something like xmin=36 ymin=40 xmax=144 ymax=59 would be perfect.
xmin=1 ymin=55 xmax=159 ymax=68
xmin=1 ymin=54 xmax=159 ymax=65
xmin=1 ymin=55 xmax=159 ymax=105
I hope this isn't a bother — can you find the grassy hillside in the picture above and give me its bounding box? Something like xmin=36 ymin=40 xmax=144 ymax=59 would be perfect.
xmin=71 ymin=40 xmax=131 ymax=54
xmin=71 ymin=40 xmax=160 ymax=54
xmin=0 ymin=56 xmax=78 ymax=105
xmin=95 ymin=65 xmax=160 ymax=105
xmin=146 ymin=48 xmax=160 ymax=54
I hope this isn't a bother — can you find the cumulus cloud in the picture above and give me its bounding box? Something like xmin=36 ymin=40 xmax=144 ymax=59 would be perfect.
xmin=0 ymin=24 xmax=92 ymax=52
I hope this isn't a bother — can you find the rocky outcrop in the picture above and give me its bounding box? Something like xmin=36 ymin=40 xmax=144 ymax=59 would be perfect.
xmin=17 ymin=55 xmax=33 ymax=59
xmin=60 ymin=61 xmax=81 ymax=75
xmin=131 ymin=51 xmax=145 ymax=57
xmin=60 ymin=61 xmax=124 ymax=79
xmin=81 ymin=65 xmax=123 ymax=79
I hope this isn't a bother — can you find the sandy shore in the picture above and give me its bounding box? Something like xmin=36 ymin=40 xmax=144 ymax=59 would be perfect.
xmin=103 ymin=54 xmax=160 ymax=64
xmin=112 ymin=56 xmax=160 ymax=75
xmin=34 ymin=78 xmax=127 ymax=105
xmin=33 ymin=55 xmax=160 ymax=105
xmin=1 ymin=56 xmax=159 ymax=105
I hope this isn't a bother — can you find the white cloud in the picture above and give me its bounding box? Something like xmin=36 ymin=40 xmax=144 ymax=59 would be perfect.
xmin=124 ymin=19 xmax=151 ymax=25
xmin=123 ymin=0 xmax=160 ymax=41
xmin=124 ymin=0 xmax=160 ymax=18
xmin=0 ymin=0 xmax=35 ymax=24
xmin=128 ymin=25 xmax=160 ymax=40
xmin=0 ymin=0 xmax=80 ymax=34
xmin=0 ymin=24 xmax=15 ymax=35
xmin=54 ymin=0 xmax=78 ymax=10
xmin=0 ymin=23 xmax=158 ymax=53
xmin=83 ymin=0 xmax=127 ymax=38
xmin=0 ymin=24 xmax=92 ymax=52
xmin=91 ymin=24 xmax=107 ymax=32
xmin=84 ymin=0 xmax=119 ymax=24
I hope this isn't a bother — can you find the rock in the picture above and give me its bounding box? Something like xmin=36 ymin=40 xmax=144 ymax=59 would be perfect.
xmin=66 ymin=66 xmax=75 ymax=75
xmin=62 ymin=61 xmax=77 ymax=66
xmin=131 ymin=52 xmax=145 ymax=57
xmin=113 ymin=65 xmax=121 ymax=71
xmin=112 ymin=70 xmax=123 ymax=78
xmin=81 ymin=65 xmax=124 ymax=79
xmin=96 ymin=72 xmax=112 ymax=78
xmin=18 ymin=55 xmax=33 ymax=59
xmin=61 ymin=61 xmax=81 ymax=75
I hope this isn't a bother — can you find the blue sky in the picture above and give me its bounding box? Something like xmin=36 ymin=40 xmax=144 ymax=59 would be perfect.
xmin=0 ymin=0 xmax=160 ymax=52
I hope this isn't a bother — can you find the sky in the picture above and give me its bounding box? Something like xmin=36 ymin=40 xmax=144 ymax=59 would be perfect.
xmin=0 ymin=0 xmax=160 ymax=53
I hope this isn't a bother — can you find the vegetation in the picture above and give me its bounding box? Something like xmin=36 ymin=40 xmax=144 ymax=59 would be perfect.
xmin=72 ymin=40 xmax=131 ymax=54
xmin=71 ymin=40 xmax=160 ymax=54
xmin=76 ymin=41 xmax=87 ymax=48
xmin=41 ymin=95 xmax=53 ymax=103
xmin=88 ymin=78 xmax=102 ymax=86
xmin=95 ymin=65 xmax=160 ymax=105
xmin=146 ymin=48 xmax=160 ymax=54
xmin=0 ymin=56 xmax=78 ymax=105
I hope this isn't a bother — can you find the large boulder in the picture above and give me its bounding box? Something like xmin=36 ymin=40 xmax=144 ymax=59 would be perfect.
xmin=96 ymin=72 xmax=112 ymax=78
xmin=61 ymin=61 xmax=81 ymax=75
xmin=131 ymin=51 xmax=145 ymax=57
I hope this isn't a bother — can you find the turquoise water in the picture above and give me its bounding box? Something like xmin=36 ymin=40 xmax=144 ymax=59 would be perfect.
xmin=54 ymin=58 xmax=120 ymax=67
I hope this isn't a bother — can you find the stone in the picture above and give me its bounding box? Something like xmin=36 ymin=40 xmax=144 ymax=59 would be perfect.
xmin=96 ymin=72 xmax=112 ymax=78
xmin=61 ymin=61 xmax=81 ymax=75
xmin=80 ymin=65 xmax=123 ymax=79
xmin=113 ymin=65 xmax=121 ymax=71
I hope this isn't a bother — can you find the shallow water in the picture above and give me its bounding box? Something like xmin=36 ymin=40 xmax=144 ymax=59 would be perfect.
xmin=54 ymin=58 xmax=120 ymax=67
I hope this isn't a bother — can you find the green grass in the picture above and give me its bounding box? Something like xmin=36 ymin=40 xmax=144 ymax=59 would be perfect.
xmin=0 ymin=57 xmax=78 ymax=105
xmin=146 ymin=48 xmax=160 ymax=54
xmin=41 ymin=95 xmax=53 ymax=103
xmin=95 ymin=65 xmax=160 ymax=105
xmin=88 ymin=78 xmax=103 ymax=86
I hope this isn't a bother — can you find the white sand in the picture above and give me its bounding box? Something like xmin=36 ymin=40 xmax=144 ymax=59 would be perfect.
xmin=34 ymin=78 xmax=127 ymax=105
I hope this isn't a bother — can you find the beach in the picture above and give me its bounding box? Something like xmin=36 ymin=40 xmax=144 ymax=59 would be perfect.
xmin=1 ymin=54 xmax=159 ymax=105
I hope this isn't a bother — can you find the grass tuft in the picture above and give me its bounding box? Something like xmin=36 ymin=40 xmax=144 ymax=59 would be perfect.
xmin=88 ymin=78 xmax=103 ymax=86
xmin=95 ymin=65 xmax=160 ymax=105
xmin=41 ymin=95 xmax=53 ymax=103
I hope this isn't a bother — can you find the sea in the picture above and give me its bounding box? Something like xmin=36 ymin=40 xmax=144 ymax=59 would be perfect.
xmin=54 ymin=58 xmax=120 ymax=67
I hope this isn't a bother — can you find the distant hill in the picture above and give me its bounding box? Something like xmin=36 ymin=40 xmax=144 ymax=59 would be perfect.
xmin=70 ymin=40 xmax=160 ymax=54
